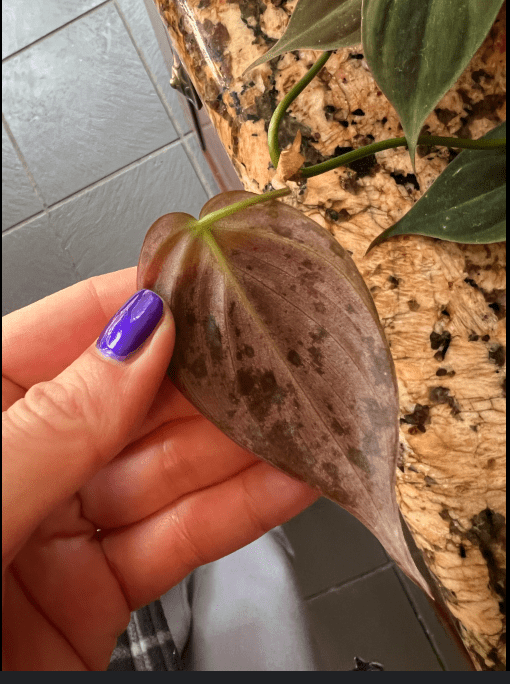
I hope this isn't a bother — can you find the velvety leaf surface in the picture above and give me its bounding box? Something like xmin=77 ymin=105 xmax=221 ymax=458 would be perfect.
xmin=368 ymin=123 xmax=507 ymax=251
xmin=247 ymin=0 xmax=362 ymax=72
xmin=362 ymin=0 xmax=505 ymax=166
xmin=137 ymin=192 xmax=429 ymax=594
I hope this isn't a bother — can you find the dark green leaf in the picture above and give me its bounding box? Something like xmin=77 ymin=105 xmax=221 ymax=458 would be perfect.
xmin=137 ymin=191 xmax=430 ymax=595
xmin=246 ymin=0 xmax=362 ymax=72
xmin=362 ymin=0 xmax=505 ymax=166
xmin=368 ymin=123 xmax=506 ymax=251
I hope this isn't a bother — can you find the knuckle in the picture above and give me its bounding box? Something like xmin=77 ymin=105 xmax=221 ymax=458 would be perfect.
xmin=171 ymin=507 xmax=208 ymax=570
xmin=159 ymin=434 xmax=195 ymax=493
xmin=241 ymin=470 xmax=273 ymax=538
xmin=22 ymin=371 xmax=102 ymax=445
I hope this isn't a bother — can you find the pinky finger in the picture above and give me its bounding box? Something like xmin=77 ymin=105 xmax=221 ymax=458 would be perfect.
xmin=100 ymin=461 xmax=319 ymax=610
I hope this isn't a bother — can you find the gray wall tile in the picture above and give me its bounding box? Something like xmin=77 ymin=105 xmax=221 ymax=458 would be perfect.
xmin=2 ymin=3 xmax=177 ymax=206
xmin=49 ymin=141 xmax=208 ymax=279
xmin=2 ymin=215 xmax=78 ymax=316
xmin=2 ymin=122 xmax=44 ymax=231
xmin=114 ymin=0 xmax=192 ymax=136
xmin=395 ymin=569 xmax=473 ymax=671
xmin=186 ymin=132 xmax=221 ymax=198
xmin=306 ymin=566 xmax=442 ymax=671
xmin=2 ymin=0 xmax=106 ymax=59
xmin=283 ymin=498 xmax=387 ymax=598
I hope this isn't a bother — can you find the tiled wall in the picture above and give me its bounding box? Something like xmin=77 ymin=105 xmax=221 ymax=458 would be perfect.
xmin=2 ymin=0 xmax=220 ymax=316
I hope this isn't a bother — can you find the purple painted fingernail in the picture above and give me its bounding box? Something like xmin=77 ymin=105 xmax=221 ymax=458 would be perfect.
xmin=96 ymin=289 xmax=164 ymax=361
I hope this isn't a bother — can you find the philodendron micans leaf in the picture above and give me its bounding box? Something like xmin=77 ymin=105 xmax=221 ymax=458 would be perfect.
xmin=137 ymin=192 xmax=430 ymax=595
xmin=362 ymin=0 xmax=505 ymax=167
xmin=246 ymin=0 xmax=362 ymax=72
xmin=368 ymin=122 xmax=507 ymax=252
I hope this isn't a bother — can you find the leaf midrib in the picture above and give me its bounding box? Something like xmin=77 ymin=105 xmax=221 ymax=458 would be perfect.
xmin=198 ymin=227 xmax=388 ymax=524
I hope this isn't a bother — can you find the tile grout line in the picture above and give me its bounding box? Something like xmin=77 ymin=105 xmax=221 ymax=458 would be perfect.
xmin=391 ymin=566 xmax=448 ymax=670
xmin=112 ymin=0 xmax=215 ymax=198
xmin=304 ymin=561 xmax=394 ymax=603
xmin=2 ymin=137 xmax=191 ymax=238
xmin=2 ymin=113 xmax=82 ymax=279
xmin=2 ymin=113 xmax=48 ymax=211
xmin=1 ymin=0 xmax=113 ymax=63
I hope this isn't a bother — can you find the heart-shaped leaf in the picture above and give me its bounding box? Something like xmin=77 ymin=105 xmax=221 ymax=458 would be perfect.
xmin=362 ymin=0 xmax=505 ymax=167
xmin=137 ymin=192 xmax=430 ymax=595
xmin=368 ymin=123 xmax=506 ymax=252
xmin=246 ymin=0 xmax=362 ymax=72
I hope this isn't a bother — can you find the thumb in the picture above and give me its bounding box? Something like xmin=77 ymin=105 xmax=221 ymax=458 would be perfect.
xmin=2 ymin=289 xmax=174 ymax=565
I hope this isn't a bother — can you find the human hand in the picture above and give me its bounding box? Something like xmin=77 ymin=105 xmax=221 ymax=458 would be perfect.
xmin=2 ymin=267 xmax=319 ymax=671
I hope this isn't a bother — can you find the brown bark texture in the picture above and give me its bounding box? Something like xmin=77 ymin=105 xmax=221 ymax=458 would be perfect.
xmin=155 ymin=0 xmax=506 ymax=670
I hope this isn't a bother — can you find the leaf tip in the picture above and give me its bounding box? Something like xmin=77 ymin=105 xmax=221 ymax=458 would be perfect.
xmin=243 ymin=51 xmax=272 ymax=75
xmin=365 ymin=231 xmax=388 ymax=256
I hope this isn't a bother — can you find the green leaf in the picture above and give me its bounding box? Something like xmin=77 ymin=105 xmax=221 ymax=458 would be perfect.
xmin=138 ymin=191 xmax=431 ymax=596
xmin=362 ymin=0 xmax=505 ymax=167
xmin=367 ymin=123 xmax=506 ymax=252
xmin=246 ymin=0 xmax=362 ymax=72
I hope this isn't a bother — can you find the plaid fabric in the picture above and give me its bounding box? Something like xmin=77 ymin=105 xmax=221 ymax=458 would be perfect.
xmin=108 ymin=599 xmax=184 ymax=671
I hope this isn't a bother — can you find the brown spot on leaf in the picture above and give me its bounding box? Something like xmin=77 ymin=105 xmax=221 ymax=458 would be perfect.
xmin=272 ymin=222 xmax=292 ymax=238
xmin=323 ymin=461 xmax=338 ymax=479
xmin=287 ymin=349 xmax=302 ymax=367
xmin=264 ymin=420 xmax=305 ymax=470
xmin=237 ymin=344 xmax=255 ymax=361
xmin=331 ymin=418 xmax=347 ymax=436
xmin=205 ymin=314 xmax=223 ymax=363
xmin=308 ymin=345 xmax=324 ymax=375
xmin=189 ymin=354 xmax=207 ymax=379
xmin=310 ymin=327 xmax=328 ymax=343
xmin=408 ymin=299 xmax=420 ymax=311
xmin=347 ymin=446 xmax=371 ymax=475
xmin=235 ymin=368 xmax=285 ymax=422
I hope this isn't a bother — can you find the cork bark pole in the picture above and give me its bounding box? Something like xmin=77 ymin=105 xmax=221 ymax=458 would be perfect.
xmin=155 ymin=0 xmax=506 ymax=670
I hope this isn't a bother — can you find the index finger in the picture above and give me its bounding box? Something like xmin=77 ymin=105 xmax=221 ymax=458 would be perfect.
xmin=2 ymin=267 xmax=137 ymax=390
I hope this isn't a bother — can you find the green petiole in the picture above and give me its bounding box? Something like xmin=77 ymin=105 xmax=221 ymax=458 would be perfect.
xmin=268 ymin=50 xmax=333 ymax=169
xmin=195 ymin=48 xmax=505 ymax=231
xmin=189 ymin=187 xmax=291 ymax=235
xmin=300 ymin=135 xmax=506 ymax=178
xmin=267 ymin=51 xmax=505 ymax=179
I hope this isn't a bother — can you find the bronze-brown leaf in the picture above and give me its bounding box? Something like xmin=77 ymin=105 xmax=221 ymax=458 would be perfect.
xmin=137 ymin=191 xmax=430 ymax=596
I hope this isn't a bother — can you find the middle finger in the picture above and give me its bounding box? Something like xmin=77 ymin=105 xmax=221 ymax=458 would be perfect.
xmin=80 ymin=415 xmax=258 ymax=529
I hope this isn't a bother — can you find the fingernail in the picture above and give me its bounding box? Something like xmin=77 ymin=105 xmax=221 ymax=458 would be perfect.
xmin=96 ymin=289 xmax=164 ymax=361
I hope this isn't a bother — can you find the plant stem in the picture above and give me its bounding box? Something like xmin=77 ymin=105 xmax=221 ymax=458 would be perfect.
xmin=191 ymin=136 xmax=504 ymax=232
xmin=300 ymin=135 xmax=506 ymax=178
xmin=190 ymin=187 xmax=291 ymax=234
xmin=268 ymin=51 xmax=333 ymax=170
